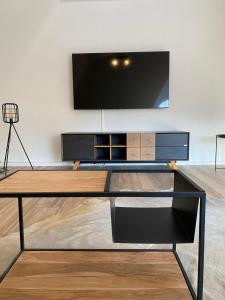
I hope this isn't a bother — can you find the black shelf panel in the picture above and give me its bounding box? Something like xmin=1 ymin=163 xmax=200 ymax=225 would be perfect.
xmin=112 ymin=207 xmax=193 ymax=244
xmin=111 ymin=134 xmax=126 ymax=146
xmin=95 ymin=134 xmax=110 ymax=146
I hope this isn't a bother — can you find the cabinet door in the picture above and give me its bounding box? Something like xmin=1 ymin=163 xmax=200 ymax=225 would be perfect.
xmin=156 ymin=133 xmax=189 ymax=147
xmin=127 ymin=133 xmax=140 ymax=147
xmin=62 ymin=135 xmax=94 ymax=161
xmin=141 ymin=147 xmax=155 ymax=160
xmin=127 ymin=147 xmax=141 ymax=160
xmin=141 ymin=133 xmax=155 ymax=147
xmin=155 ymin=146 xmax=188 ymax=160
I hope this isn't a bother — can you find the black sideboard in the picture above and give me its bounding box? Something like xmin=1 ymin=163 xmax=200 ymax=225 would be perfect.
xmin=61 ymin=131 xmax=189 ymax=163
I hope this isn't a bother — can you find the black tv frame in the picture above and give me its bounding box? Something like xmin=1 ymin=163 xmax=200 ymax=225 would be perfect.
xmin=72 ymin=51 xmax=170 ymax=110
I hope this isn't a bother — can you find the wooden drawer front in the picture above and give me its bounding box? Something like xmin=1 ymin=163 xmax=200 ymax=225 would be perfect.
xmin=141 ymin=147 xmax=155 ymax=161
xmin=156 ymin=133 xmax=189 ymax=147
xmin=141 ymin=133 xmax=155 ymax=147
xmin=127 ymin=147 xmax=141 ymax=160
xmin=127 ymin=133 xmax=140 ymax=147
xmin=156 ymin=146 xmax=188 ymax=160
xmin=62 ymin=134 xmax=94 ymax=161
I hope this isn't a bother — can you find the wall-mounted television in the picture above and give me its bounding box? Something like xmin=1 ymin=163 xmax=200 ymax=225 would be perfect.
xmin=72 ymin=51 xmax=169 ymax=109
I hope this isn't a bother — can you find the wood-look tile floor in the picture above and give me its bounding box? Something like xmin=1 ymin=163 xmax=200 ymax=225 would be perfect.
xmin=0 ymin=165 xmax=225 ymax=300
xmin=0 ymin=251 xmax=192 ymax=300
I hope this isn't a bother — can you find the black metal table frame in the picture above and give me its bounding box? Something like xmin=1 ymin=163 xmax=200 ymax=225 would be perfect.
xmin=0 ymin=169 xmax=206 ymax=300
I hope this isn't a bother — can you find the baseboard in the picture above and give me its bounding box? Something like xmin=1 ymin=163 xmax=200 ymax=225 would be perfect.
xmin=4 ymin=160 xmax=225 ymax=167
xmin=4 ymin=161 xmax=72 ymax=167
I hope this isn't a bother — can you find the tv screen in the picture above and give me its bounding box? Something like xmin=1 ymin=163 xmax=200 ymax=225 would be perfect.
xmin=72 ymin=51 xmax=169 ymax=109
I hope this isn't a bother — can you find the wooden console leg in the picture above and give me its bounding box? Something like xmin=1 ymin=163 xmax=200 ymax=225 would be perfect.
xmin=73 ymin=161 xmax=80 ymax=171
xmin=168 ymin=161 xmax=177 ymax=169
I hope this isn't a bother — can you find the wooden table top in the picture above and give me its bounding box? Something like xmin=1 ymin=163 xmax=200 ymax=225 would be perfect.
xmin=0 ymin=171 xmax=108 ymax=194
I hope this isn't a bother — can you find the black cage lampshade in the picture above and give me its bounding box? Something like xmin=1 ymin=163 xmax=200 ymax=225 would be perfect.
xmin=2 ymin=103 xmax=19 ymax=124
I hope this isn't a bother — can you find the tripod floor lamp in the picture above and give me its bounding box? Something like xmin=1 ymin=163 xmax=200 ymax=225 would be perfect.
xmin=2 ymin=103 xmax=33 ymax=175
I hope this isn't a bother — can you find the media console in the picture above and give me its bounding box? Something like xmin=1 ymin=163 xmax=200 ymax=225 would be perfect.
xmin=61 ymin=131 xmax=189 ymax=165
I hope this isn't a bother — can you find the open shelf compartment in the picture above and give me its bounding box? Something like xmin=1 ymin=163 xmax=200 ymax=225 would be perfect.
xmin=94 ymin=147 xmax=110 ymax=160
xmin=111 ymin=147 xmax=127 ymax=160
xmin=110 ymin=170 xmax=201 ymax=244
xmin=95 ymin=134 xmax=110 ymax=146
xmin=111 ymin=134 xmax=127 ymax=146
xmin=112 ymin=207 xmax=194 ymax=244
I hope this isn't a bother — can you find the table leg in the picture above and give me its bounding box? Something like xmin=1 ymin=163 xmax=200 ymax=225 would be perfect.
xmin=197 ymin=194 xmax=206 ymax=300
xmin=215 ymin=136 xmax=218 ymax=171
xmin=18 ymin=197 xmax=25 ymax=250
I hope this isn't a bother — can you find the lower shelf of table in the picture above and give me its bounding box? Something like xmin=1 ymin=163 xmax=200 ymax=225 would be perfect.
xmin=112 ymin=207 xmax=193 ymax=244
xmin=0 ymin=251 xmax=192 ymax=300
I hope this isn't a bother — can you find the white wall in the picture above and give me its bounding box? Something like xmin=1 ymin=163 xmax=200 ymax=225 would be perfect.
xmin=0 ymin=0 xmax=225 ymax=165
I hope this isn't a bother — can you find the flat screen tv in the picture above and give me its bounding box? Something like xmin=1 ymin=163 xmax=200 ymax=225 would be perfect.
xmin=72 ymin=51 xmax=169 ymax=109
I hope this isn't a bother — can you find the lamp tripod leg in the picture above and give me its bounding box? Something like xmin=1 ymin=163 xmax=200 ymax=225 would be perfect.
xmin=3 ymin=123 xmax=12 ymax=175
xmin=12 ymin=124 xmax=33 ymax=169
